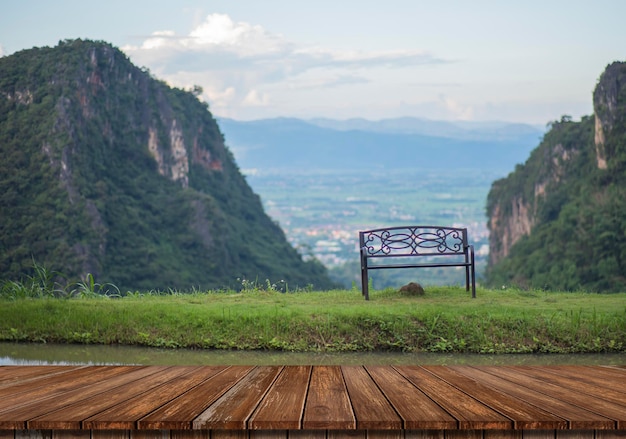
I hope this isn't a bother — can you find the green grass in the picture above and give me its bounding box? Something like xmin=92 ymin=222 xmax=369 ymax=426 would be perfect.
xmin=1 ymin=284 xmax=625 ymax=354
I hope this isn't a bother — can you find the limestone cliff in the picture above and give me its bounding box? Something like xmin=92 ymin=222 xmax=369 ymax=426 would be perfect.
xmin=485 ymin=62 xmax=626 ymax=291
xmin=0 ymin=39 xmax=335 ymax=290
xmin=487 ymin=118 xmax=587 ymax=265
xmin=593 ymin=62 xmax=626 ymax=170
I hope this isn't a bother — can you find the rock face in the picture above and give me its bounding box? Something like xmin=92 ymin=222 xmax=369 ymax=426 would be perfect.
xmin=593 ymin=62 xmax=626 ymax=170
xmin=486 ymin=127 xmax=584 ymax=265
xmin=0 ymin=39 xmax=335 ymax=291
xmin=485 ymin=62 xmax=626 ymax=291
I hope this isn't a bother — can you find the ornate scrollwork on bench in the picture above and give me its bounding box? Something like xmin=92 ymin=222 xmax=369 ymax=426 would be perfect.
xmin=359 ymin=225 xmax=475 ymax=300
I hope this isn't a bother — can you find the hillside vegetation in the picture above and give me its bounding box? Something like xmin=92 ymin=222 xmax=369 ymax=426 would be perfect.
xmin=0 ymin=39 xmax=335 ymax=291
xmin=486 ymin=62 xmax=626 ymax=292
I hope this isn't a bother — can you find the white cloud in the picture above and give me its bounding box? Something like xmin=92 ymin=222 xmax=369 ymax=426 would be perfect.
xmin=125 ymin=14 xmax=289 ymax=60
xmin=242 ymin=89 xmax=270 ymax=106
xmin=0 ymin=44 xmax=5 ymax=57
xmin=122 ymin=13 xmax=447 ymax=119
xmin=438 ymin=94 xmax=475 ymax=120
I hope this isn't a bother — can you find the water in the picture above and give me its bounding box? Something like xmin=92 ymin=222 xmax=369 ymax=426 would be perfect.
xmin=1 ymin=342 xmax=625 ymax=366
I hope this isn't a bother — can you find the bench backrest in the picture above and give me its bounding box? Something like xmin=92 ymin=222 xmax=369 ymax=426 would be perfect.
xmin=359 ymin=225 xmax=469 ymax=258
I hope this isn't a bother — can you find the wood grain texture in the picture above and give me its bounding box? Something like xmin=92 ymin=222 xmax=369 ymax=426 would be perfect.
xmin=449 ymin=366 xmax=616 ymax=430
xmin=247 ymin=366 xmax=311 ymax=430
xmin=366 ymin=366 xmax=457 ymax=430
xmin=137 ymin=367 xmax=252 ymax=430
xmin=341 ymin=366 xmax=402 ymax=430
xmin=84 ymin=366 xmax=224 ymax=430
xmin=478 ymin=366 xmax=625 ymax=429
xmin=0 ymin=365 xmax=625 ymax=436
xmin=28 ymin=367 xmax=187 ymax=429
xmin=193 ymin=367 xmax=282 ymax=430
xmin=302 ymin=366 xmax=355 ymax=430
xmin=422 ymin=366 xmax=567 ymax=430
xmin=393 ymin=366 xmax=511 ymax=430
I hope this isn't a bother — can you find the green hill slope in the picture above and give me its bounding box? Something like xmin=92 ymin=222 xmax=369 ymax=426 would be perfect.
xmin=486 ymin=62 xmax=626 ymax=291
xmin=0 ymin=39 xmax=335 ymax=291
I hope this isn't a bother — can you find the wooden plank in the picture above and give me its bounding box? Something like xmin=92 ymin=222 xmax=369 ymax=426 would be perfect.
xmin=483 ymin=430 xmax=522 ymax=439
xmin=481 ymin=366 xmax=626 ymax=429
xmin=588 ymin=366 xmax=626 ymax=389
xmin=595 ymin=430 xmax=626 ymax=439
xmin=211 ymin=430 xmax=249 ymax=439
xmin=0 ymin=367 xmax=160 ymax=430
xmin=247 ymin=366 xmax=311 ymax=430
xmin=328 ymin=430 xmax=366 ymax=439
xmin=0 ymin=367 xmax=140 ymax=413
xmin=130 ymin=431 xmax=170 ymax=439
xmin=364 ymin=431 xmax=402 ymax=439
xmin=192 ymin=366 xmax=282 ymax=430
xmin=451 ymin=366 xmax=616 ymax=430
xmin=288 ymin=430 xmax=326 ymax=439
xmin=365 ymin=366 xmax=457 ymax=430
xmin=0 ymin=367 xmax=82 ymax=388
xmin=84 ymin=366 xmax=226 ymax=430
xmin=515 ymin=366 xmax=626 ymax=409
xmin=27 ymin=367 xmax=189 ymax=429
xmin=441 ymin=431 xmax=481 ymax=439
xmin=533 ymin=366 xmax=626 ymax=395
xmin=170 ymin=431 xmax=208 ymax=439
xmin=0 ymin=430 xmax=13 ymax=439
xmin=249 ymin=431 xmax=288 ymax=439
xmin=51 ymin=430 xmax=91 ymax=439
xmin=555 ymin=431 xmax=595 ymax=439
xmin=422 ymin=366 xmax=567 ymax=430
xmin=404 ymin=431 xmax=444 ymax=439
xmin=521 ymin=431 xmax=557 ymax=439
xmin=15 ymin=431 xmax=52 ymax=439
xmin=393 ymin=366 xmax=511 ymax=430
xmin=302 ymin=366 xmax=355 ymax=430
xmin=138 ymin=366 xmax=253 ymax=430
xmin=341 ymin=366 xmax=402 ymax=431
xmin=91 ymin=430 xmax=130 ymax=439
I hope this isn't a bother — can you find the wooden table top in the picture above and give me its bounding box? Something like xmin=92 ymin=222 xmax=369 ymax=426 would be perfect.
xmin=0 ymin=364 xmax=624 ymax=433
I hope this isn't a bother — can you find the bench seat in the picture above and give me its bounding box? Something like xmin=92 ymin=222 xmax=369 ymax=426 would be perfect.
xmin=359 ymin=225 xmax=476 ymax=300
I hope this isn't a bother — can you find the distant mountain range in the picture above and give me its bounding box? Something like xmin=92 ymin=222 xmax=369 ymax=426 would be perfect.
xmin=218 ymin=117 xmax=545 ymax=173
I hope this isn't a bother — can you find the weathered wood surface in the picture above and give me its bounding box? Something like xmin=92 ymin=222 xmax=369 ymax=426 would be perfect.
xmin=0 ymin=365 xmax=624 ymax=437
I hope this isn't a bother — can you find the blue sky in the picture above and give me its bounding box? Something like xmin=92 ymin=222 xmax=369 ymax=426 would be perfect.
xmin=1 ymin=0 xmax=625 ymax=124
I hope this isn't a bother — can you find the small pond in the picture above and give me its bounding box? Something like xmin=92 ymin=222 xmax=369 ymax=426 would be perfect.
xmin=2 ymin=342 xmax=626 ymax=366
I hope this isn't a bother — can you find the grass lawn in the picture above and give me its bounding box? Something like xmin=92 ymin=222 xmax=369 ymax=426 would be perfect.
xmin=1 ymin=286 xmax=625 ymax=354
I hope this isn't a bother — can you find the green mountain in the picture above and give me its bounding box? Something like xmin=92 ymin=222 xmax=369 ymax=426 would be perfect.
xmin=0 ymin=39 xmax=335 ymax=291
xmin=486 ymin=62 xmax=626 ymax=292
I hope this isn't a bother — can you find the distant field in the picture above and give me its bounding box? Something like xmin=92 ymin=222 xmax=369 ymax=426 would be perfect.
xmin=245 ymin=168 xmax=501 ymax=287
xmin=1 ymin=287 xmax=624 ymax=354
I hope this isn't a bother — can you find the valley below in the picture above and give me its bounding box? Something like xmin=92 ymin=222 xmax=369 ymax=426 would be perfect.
xmin=244 ymin=168 xmax=500 ymax=288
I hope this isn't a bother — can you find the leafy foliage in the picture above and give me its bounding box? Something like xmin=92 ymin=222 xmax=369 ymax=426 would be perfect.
xmin=486 ymin=63 xmax=626 ymax=291
xmin=0 ymin=39 xmax=336 ymax=291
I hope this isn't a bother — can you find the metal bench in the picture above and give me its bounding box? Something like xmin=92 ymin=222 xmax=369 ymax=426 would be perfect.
xmin=359 ymin=225 xmax=476 ymax=300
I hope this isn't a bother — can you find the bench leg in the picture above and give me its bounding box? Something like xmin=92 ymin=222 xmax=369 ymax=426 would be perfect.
xmin=361 ymin=266 xmax=369 ymax=300
xmin=469 ymin=246 xmax=476 ymax=298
